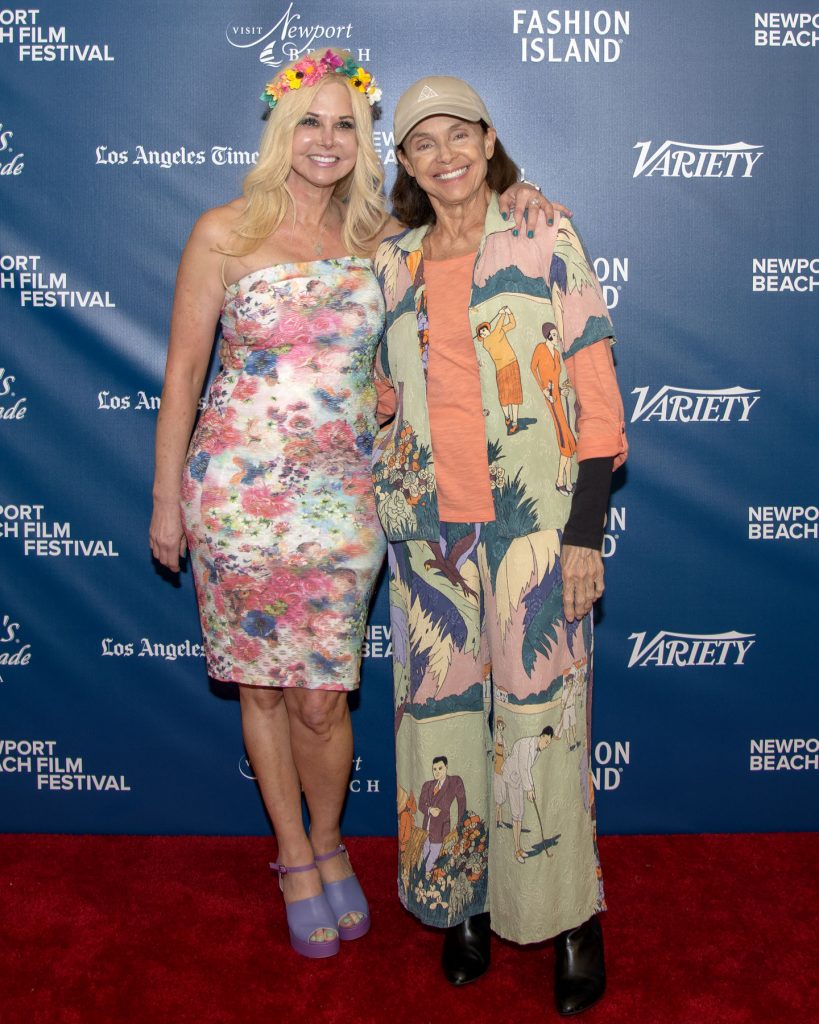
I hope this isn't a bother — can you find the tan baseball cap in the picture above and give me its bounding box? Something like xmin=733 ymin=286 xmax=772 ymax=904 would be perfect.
xmin=393 ymin=75 xmax=493 ymax=146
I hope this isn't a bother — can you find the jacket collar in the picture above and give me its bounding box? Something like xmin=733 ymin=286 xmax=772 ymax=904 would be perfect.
xmin=393 ymin=192 xmax=507 ymax=253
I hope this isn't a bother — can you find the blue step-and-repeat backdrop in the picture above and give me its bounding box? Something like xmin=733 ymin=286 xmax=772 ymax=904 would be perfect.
xmin=2 ymin=1 xmax=818 ymax=836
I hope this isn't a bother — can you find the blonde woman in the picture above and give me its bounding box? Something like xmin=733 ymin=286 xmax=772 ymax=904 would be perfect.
xmin=150 ymin=49 xmax=554 ymax=960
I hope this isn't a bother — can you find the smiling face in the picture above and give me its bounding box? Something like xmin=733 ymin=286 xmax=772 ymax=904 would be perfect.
xmin=288 ymin=79 xmax=359 ymax=192
xmin=398 ymin=115 xmax=496 ymax=212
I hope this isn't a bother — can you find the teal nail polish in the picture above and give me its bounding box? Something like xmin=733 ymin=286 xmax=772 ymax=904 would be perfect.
xmin=547 ymin=217 xmax=553 ymax=226
xmin=527 ymin=230 xmax=534 ymax=238
xmin=512 ymin=228 xmax=519 ymax=237
xmin=501 ymin=212 xmax=508 ymax=220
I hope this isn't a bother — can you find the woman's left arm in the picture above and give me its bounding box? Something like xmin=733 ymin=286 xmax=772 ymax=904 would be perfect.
xmin=374 ymin=187 xmax=568 ymax=242
xmin=561 ymin=341 xmax=626 ymax=621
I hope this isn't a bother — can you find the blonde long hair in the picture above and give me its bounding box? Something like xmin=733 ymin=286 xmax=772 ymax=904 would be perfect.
xmin=226 ymin=50 xmax=387 ymax=258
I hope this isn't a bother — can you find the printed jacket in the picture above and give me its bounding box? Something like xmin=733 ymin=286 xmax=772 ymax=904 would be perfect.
xmin=373 ymin=194 xmax=617 ymax=542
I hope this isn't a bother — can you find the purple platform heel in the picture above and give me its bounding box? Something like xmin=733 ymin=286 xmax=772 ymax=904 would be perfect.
xmin=315 ymin=843 xmax=371 ymax=941
xmin=269 ymin=860 xmax=340 ymax=959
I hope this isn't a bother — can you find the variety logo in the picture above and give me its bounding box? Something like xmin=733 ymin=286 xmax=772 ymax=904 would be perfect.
xmin=752 ymin=257 xmax=819 ymax=293
xmin=0 ymin=503 xmax=119 ymax=557
xmin=754 ymin=11 xmax=819 ymax=46
xmin=748 ymin=506 xmax=818 ymax=540
xmin=225 ymin=2 xmax=357 ymax=67
xmin=0 ymin=738 xmax=130 ymax=791
xmin=628 ymin=630 xmax=756 ymax=668
xmin=0 ymin=120 xmax=23 ymax=176
xmin=0 ymin=7 xmax=114 ymax=61
xmin=513 ymin=8 xmax=630 ymax=63
xmin=0 ymin=253 xmax=115 ymax=309
xmin=630 ymin=385 xmax=760 ymax=423
xmin=0 ymin=613 xmax=31 ymax=682
xmin=749 ymin=738 xmax=819 ymax=771
xmin=602 ymin=506 xmax=626 ymax=559
xmin=591 ymin=740 xmax=630 ymax=791
xmin=0 ymin=366 xmax=26 ymax=421
xmin=633 ymin=141 xmax=764 ymax=178
xmin=593 ymin=257 xmax=629 ymax=310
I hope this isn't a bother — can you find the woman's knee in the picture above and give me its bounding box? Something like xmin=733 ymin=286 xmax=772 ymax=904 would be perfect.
xmin=286 ymin=690 xmax=348 ymax=739
xmin=238 ymin=684 xmax=285 ymax=718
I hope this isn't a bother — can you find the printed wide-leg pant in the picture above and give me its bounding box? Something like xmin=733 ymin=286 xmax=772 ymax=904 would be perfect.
xmin=389 ymin=523 xmax=605 ymax=944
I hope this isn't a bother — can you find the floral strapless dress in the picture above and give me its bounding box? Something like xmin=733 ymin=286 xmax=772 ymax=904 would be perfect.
xmin=181 ymin=258 xmax=386 ymax=689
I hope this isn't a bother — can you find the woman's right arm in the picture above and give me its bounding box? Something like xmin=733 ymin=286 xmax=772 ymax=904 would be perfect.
xmin=149 ymin=208 xmax=232 ymax=571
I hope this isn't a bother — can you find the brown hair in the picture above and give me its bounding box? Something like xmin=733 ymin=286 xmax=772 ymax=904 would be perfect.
xmin=390 ymin=122 xmax=519 ymax=228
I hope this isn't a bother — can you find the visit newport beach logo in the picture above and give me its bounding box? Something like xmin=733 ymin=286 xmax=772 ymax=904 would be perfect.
xmin=633 ymin=141 xmax=764 ymax=178
xmin=628 ymin=631 xmax=756 ymax=668
xmin=630 ymin=386 xmax=761 ymax=423
xmin=225 ymin=2 xmax=354 ymax=67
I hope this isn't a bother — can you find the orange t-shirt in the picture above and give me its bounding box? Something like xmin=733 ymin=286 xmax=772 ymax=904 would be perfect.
xmin=425 ymin=252 xmax=496 ymax=523
xmin=374 ymin=254 xmax=627 ymax=523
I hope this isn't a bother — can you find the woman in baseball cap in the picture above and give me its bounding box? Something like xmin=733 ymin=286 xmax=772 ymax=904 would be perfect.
xmin=372 ymin=75 xmax=627 ymax=1014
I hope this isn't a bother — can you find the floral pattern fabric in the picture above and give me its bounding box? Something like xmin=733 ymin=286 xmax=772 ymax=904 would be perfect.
xmin=181 ymin=258 xmax=386 ymax=690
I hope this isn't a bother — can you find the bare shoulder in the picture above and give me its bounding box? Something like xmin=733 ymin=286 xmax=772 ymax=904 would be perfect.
xmin=189 ymin=199 xmax=245 ymax=250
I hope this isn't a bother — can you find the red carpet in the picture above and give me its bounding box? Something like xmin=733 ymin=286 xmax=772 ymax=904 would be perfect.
xmin=1 ymin=833 xmax=817 ymax=1024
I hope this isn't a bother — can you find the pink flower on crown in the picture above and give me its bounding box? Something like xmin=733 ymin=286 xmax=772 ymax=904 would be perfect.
xmin=261 ymin=49 xmax=377 ymax=111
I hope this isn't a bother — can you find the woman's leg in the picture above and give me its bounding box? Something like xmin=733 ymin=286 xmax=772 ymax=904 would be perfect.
xmin=481 ymin=531 xmax=604 ymax=944
xmin=284 ymin=689 xmax=356 ymax=889
xmin=238 ymin=685 xmax=332 ymax=931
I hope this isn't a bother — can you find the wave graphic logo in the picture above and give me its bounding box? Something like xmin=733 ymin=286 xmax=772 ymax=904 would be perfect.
xmin=226 ymin=2 xmax=353 ymax=67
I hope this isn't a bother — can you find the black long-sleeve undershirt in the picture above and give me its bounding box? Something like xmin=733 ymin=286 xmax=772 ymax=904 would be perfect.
xmin=562 ymin=457 xmax=614 ymax=550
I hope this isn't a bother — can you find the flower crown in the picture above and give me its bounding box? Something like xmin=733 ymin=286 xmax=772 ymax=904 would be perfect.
xmin=260 ymin=49 xmax=382 ymax=112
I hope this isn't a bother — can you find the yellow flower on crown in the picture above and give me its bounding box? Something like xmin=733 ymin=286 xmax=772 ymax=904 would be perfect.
xmin=283 ymin=69 xmax=302 ymax=89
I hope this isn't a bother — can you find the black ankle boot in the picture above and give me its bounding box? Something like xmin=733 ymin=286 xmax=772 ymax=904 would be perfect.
xmin=554 ymin=915 xmax=606 ymax=1015
xmin=441 ymin=911 xmax=491 ymax=986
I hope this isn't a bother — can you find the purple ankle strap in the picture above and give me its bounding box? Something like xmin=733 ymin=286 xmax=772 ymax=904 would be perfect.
xmin=314 ymin=843 xmax=347 ymax=864
xmin=269 ymin=860 xmax=317 ymax=876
